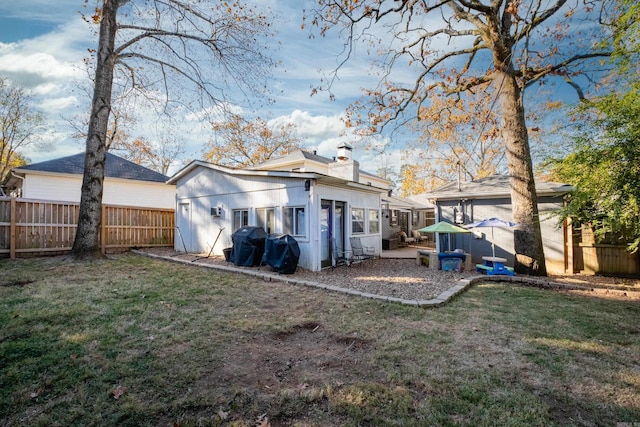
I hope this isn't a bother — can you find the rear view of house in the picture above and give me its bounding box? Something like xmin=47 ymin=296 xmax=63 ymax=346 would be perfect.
xmin=168 ymin=145 xmax=391 ymax=271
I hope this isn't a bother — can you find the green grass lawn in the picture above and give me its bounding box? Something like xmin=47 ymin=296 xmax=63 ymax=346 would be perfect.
xmin=1 ymin=253 xmax=639 ymax=426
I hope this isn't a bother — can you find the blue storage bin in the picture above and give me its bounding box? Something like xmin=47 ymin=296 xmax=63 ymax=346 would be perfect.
xmin=441 ymin=257 xmax=462 ymax=272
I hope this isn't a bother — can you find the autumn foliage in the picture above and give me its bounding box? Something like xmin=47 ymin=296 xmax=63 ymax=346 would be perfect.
xmin=204 ymin=114 xmax=301 ymax=168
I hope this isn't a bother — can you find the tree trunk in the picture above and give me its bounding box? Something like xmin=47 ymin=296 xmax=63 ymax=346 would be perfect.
xmin=70 ymin=0 xmax=118 ymax=259
xmin=495 ymin=71 xmax=547 ymax=276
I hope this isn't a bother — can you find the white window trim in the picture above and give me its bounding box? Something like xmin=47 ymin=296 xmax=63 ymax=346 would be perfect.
xmin=283 ymin=205 xmax=306 ymax=237
xmin=351 ymin=207 xmax=365 ymax=234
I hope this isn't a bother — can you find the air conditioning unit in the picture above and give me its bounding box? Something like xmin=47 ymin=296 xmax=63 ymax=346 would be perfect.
xmin=211 ymin=207 xmax=222 ymax=217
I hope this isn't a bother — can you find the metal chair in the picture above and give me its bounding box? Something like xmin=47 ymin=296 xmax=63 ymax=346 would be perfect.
xmin=331 ymin=237 xmax=351 ymax=267
xmin=349 ymin=236 xmax=375 ymax=262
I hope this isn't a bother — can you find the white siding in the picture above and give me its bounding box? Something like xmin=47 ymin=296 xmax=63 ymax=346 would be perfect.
xmin=103 ymin=178 xmax=175 ymax=209
xmin=175 ymin=167 xmax=312 ymax=256
xmin=23 ymin=173 xmax=175 ymax=209
xmin=23 ymin=174 xmax=81 ymax=203
xmin=175 ymin=166 xmax=383 ymax=271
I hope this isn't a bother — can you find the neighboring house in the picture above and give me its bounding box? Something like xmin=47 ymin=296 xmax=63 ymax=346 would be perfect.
xmin=2 ymin=152 xmax=175 ymax=209
xmin=411 ymin=175 xmax=574 ymax=275
xmin=381 ymin=192 xmax=434 ymax=241
xmin=168 ymin=144 xmax=392 ymax=271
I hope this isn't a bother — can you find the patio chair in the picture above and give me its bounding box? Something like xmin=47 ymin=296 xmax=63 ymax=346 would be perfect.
xmin=349 ymin=236 xmax=375 ymax=262
xmin=331 ymin=237 xmax=351 ymax=267
xmin=411 ymin=230 xmax=424 ymax=243
xmin=397 ymin=230 xmax=416 ymax=247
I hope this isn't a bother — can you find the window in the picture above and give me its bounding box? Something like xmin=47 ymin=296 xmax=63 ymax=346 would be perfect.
xmin=368 ymin=209 xmax=379 ymax=234
xmin=390 ymin=209 xmax=398 ymax=226
xmin=412 ymin=211 xmax=419 ymax=226
xmin=256 ymin=208 xmax=275 ymax=234
xmin=352 ymin=208 xmax=365 ymax=234
xmin=232 ymin=209 xmax=249 ymax=232
xmin=284 ymin=206 xmax=306 ymax=237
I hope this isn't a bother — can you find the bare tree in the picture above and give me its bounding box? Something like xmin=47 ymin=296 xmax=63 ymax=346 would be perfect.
xmin=203 ymin=114 xmax=301 ymax=168
xmin=308 ymin=0 xmax=617 ymax=275
xmin=71 ymin=0 xmax=276 ymax=258
xmin=67 ymin=76 xmax=186 ymax=175
xmin=405 ymin=86 xmax=506 ymax=188
xmin=0 ymin=77 xmax=43 ymax=181
xmin=113 ymin=133 xmax=185 ymax=175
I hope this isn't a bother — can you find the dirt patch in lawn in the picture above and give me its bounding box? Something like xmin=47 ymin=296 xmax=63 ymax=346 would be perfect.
xmin=220 ymin=321 xmax=377 ymax=391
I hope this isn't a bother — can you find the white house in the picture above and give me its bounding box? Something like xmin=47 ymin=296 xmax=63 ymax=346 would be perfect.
xmin=2 ymin=152 xmax=175 ymax=209
xmin=168 ymin=144 xmax=392 ymax=271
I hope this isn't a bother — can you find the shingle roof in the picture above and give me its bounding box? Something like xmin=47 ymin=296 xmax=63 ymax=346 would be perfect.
xmin=411 ymin=174 xmax=573 ymax=202
xmin=16 ymin=152 xmax=169 ymax=183
xmin=382 ymin=194 xmax=434 ymax=210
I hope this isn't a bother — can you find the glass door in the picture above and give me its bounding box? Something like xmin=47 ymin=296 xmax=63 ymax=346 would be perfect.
xmin=321 ymin=200 xmax=331 ymax=268
xmin=320 ymin=200 xmax=346 ymax=268
xmin=334 ymin=201 xmax=345 ymax=258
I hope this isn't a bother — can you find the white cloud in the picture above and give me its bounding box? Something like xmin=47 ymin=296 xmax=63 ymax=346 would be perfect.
xmin=0 ymin=52 xmax=80 ymax=80
xmin=276 ymin=110 xmax=344 ymax=137
xmin=40 ymin=96 xmax=78 ymax=111
xmin=0 ymin=17 xmax=91 ymax=78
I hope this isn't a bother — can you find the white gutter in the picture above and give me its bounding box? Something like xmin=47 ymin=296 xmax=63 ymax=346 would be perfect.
xmin=6 ymin=171 xmax=25 ymax=198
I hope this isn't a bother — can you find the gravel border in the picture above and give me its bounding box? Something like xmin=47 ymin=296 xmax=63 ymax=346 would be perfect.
xmin=134 ymin=249 xmax=597 ymax=307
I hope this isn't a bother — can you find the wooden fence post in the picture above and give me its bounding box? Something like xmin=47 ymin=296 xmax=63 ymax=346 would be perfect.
xmin=101 ymin=204 xmax=107 ymax=255
xmin=9 ymin=197 xmax=16 ymax=259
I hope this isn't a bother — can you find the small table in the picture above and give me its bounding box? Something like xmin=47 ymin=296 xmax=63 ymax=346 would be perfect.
xmin=477 ymin=256 xmax=514 ymax=276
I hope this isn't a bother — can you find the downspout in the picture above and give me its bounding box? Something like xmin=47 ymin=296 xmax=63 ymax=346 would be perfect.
xmin=10 ymin=171 xmax=25 ymax=198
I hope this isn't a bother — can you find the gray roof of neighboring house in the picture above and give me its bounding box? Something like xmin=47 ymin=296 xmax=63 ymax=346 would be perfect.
xmin=382 ymin=194 xmax=434 ymax=210
xmin=410 ymin=174 xmax=574 ymax=203
xmin=14 ymin=152 xmax=169 ymax=183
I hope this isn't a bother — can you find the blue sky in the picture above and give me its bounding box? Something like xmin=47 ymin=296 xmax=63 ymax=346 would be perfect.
xmin=0 ymin=0 xmax=609 ymax=179
xmin=0 ymin=0 xmax=394 ymax=175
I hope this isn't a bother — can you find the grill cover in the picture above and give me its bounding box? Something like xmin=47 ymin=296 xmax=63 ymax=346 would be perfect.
xmin=230 ymin=226 xmax=267 ymax=267
xmin=261 ymin=234 xmax=300 ymax=274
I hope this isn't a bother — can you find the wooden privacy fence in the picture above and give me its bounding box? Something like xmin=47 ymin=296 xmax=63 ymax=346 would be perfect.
xmin=572 ymin=225 xmax=639 ymax=276
xmin=577 ymin=244 xmax=639 ymax=276
xmin=0 ymin=197 xmax=174 ymax=259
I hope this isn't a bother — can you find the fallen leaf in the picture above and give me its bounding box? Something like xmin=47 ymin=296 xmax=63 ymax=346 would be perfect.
xmin=217 ymin=409 xmax=229 ymax=420
xmin=256 ymin=413 xmax=271 ymax=427
xmin=112 ymin=385 xmax=125 ymax=399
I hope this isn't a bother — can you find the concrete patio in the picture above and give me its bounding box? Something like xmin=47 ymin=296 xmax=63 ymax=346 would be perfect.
xmin=380 ymin=246 xmax=422 ymax=259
